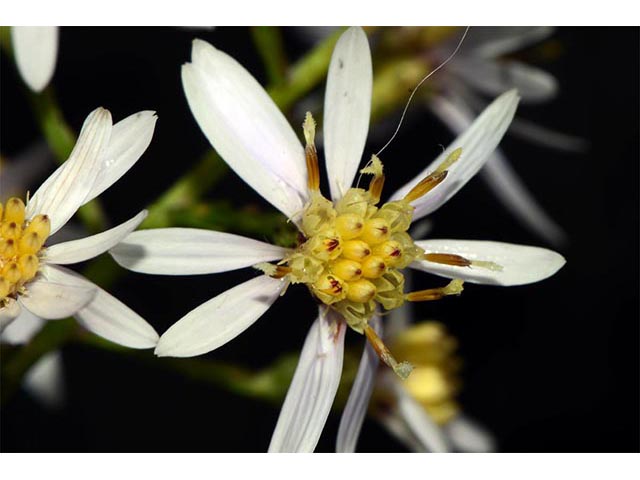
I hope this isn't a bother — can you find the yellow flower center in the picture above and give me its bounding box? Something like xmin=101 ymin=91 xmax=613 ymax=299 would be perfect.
xmin=391 ymin=321 xmax=462 ymax=425
xmin=0 ymin=197 xmax=50 ymax=305
xmin=255 ymin=111 xmax=467 ymax=379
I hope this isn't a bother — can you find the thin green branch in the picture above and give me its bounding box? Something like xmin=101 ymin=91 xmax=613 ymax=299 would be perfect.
xmin=251 ymin=27 xmax=288 ymax=86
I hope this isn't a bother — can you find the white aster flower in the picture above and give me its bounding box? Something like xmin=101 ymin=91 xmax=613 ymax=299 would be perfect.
xmin=110 ymin=27 xmax=565 ymax=452
xmin=0 ymin=107 xmax=159 ymax=350
xmin=11 ymin=26 xmax=59 ymax=93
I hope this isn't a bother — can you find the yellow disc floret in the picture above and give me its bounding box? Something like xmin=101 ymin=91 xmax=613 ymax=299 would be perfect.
xmin=0 ymin=197 xmax=50 ymax=306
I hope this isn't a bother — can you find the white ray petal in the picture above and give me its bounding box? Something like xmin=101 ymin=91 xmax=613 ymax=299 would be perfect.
xmin=508 ymin=116 xmax=589 ymax=153
xmin=375 ymin=409 xmax=428 ymax=453
xmin=11 ymin=26 xmax=59 ymax=92
xmin=155 ymin=275 xmax=285 ymax=357
xmin=182 ymin=39 xmax=308 ymax=219
xmin=323 ymin=26 xmax=372 ymax=201
xmin=110 ymin=228 xmax=288 ymax=275
xmin=411 ymin=239 xmax=566 ymax=286
xmin=46 ymin=210 xmax=147 ymax=265
xmin=466 ymin=27 xmax=555 ymax=59
xmin=444 ymin=414 xmax=496 ymax=452
xmin=390 ymin=90 xmax=519 ymax=220
xmin=392 ymin=378 xmax=450 ymax=452
xmin=426 ymin=92 xmax=567 ymax=246
xmin=47 ymin=265 xmax=159 ymax=348
xmin=26 ymin=108 xmax=113 ymax=234
xmin=481 ymin=154 xmax=568 ymax=246
xmin=336 ymin=315 xmax=381 ymax=453
xmin=19 ymin=268 xmax=97 ymax=319
xmin=84 ymin=111 xmax=158 ymax=203
xmin=0 ymin=299 xmax=22 ymax=333
xmin=451 ymin=57 xmax=557 ymax=103
xmin=269 ymin=309 xmax=346 ymax=452
xmin=1 ymin=307 xmax=44 ymax=344
xmin=24 ymin=351 xmax=65 ymax=409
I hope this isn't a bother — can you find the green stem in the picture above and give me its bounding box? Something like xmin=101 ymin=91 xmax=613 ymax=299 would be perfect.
xmin=251 ymin=27 xmax=288 ymax=86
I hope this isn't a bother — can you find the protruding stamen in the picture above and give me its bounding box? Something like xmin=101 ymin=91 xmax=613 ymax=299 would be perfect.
xmin=403 ymin=171 xmax=448 ymax=203
xmin=434 ymin=147 xmax=462 ymax=174
xmin=361 ymin=155 xmax=385 ymax=204
xmin=373 ymin=241 xmax=403 ymax=267
xmin=346 ymin=279 xmax=377 ymax=303
xmin=405 ymin=279 xmax=464 ymax=302
xmin=424 ymin=253 xmax=472 ymax=267
xmin=335 ymin=214 xmax=364 ymax=240
xmin=361 ymin=256 xmax=387 ymax=279
xmin=342 ymin=240 xmax=371 ymax=261
xmin=313 ymin=274 xmax=346 ymax=301
xmin=360 ymin=218 xmax=390 ymax=246
xmin=303 ymin=112 xmax=320 ymax=192
xmin=364 ymin=323 xmax=414 ymax=380
xmin=331 ymin=259 xmax=363 ymax=282
xmin=254 ymin=262 xmax=291 ymax=279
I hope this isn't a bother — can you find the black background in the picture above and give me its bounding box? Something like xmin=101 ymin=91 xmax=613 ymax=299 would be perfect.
xmin=1 ymin=27 xmax=638 ymax=452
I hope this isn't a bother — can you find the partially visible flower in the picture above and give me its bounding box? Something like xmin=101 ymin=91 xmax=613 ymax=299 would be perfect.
xmin=423 ymin=26 xmax=587 ymax=246
xmin=11 ymin=26 xmax=59 ymax=93
xmin=1 ymin=107 xmax=159 ymax=351
xmin=340 ymin=318 xmax=494 ymax=452
xmin=111 ymin=27 xmax=565 ymax=452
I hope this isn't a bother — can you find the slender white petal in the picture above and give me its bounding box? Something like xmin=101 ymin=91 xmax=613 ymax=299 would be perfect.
xmin=155 ymin=275 xmax=285 ymax=357
xmin=375 ymin=409 xmax=428 ymax=453
xmin=84 ymin=111 xmax=158 ymax=203
xmin=11 ymin=26 xmax=58 ymax=92
xmin=427 ymin=93 xmax=567 ymax=246
xmin=336 ymin=315 xmax=381 ymax=453
xmin=110 ymin=228 xmax=288 ymax=275
xmin=444 ymin=414 xmax=496 ymax=452
xmin=391 ymin=378 xmax=450 ymax=452
xmin=47 ymin=265 xmax=159 ymax=348
xmin=508 ymin=116 xmax=589 ymax=153
xmin=451 ymin=58 xmax=557 ymax=103
xmin=481 ymin=154 xmax=567 ymax=246
xmin=323 ymin=26 xmax=372 ymax=201
xmin=269 ymin=309 xmax=346 ymax=452
xmin=19 ymin=268 xmax=97 ymax=319
xmin=182 ymin=39 xmax=308 ymax=219
xmin=26 ymin=108 xmax=113 ymax=234
xmin=411 ymin=239 xmax=566 ymax=286
xmin=390 ymin=90 xmax=519 ymax=220
xmin=46 ymin=210 xmax=148 ymax=265
xmin=24 ymin=351 xmax=65 ymax=409
xmin=0 ymin=299 xmax=22 ymax=332
xmin=1 ymin=307 xmax=44 ymax=344
xmin=465 ymin=27 xmax=555 ymax=58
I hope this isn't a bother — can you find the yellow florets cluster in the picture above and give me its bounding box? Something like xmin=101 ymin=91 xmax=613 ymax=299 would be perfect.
xmin=0 ymin=197 xmax=50 ymax=305
xmin=283 ymin=174 xmax=424 ymax=333
xmin=391 ymin=321 xmax=462 ymax=425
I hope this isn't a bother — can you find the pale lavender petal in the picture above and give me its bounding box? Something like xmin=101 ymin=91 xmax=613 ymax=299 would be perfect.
xmin=26 ymin=108 xmax=112 ymax=234
xmin=336 ymin=315 xmax=381 ymax=452
xmin=110 ymin=228 xmax=288 ymax=275
xmin=182 ymin=39 xmax=308 ymax=219
xmin=390 ymin=90 xmax=519 ymax=220
xmin=269 ymin=309 xmax=346 ymax=452
xmin=11 ymin=26 xmax=58 ymax=92
xmin=46 ymin=210 xmax=147 ymax=265
xmin=324 ymin=26 xmax=372 ymax=201
xmin=412 ymin=239 xmax=566 ymax=286
xmin=155 ymin=275 xmax=285 ymax=357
